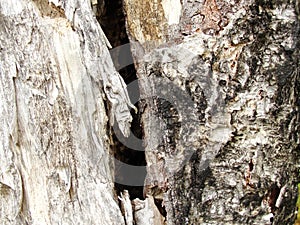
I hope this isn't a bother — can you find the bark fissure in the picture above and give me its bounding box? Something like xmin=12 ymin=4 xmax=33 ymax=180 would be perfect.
xmin=1 ymin=0 xmax=299 ymax=224
xmin=94 ymin=0 xmax=147 ymax=201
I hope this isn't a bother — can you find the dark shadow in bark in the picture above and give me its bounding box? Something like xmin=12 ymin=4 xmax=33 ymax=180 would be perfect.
xmin=94 ymin=0 xmax=146 ymax=200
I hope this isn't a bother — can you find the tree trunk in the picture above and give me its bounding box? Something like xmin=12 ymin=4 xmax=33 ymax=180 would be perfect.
xmin=0 ymin=0 xmax=299 ymax=225
xmin=123 ymin=0 xmax=299 ymax=224
xmin=0 ymin=0 xmax=132 ymax=224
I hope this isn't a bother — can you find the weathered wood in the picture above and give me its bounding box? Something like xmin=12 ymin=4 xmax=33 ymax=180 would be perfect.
xmin=0 ymin=0 xmax=134 ymax=224
xmin=1 ymin=0 xmax=299 ymax=224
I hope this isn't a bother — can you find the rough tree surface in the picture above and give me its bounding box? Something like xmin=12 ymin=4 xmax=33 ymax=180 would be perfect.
xmin=0 ymin=0 xmax=132 ymax=224
xmin=124 ymin=0 xmax=299 ymax=224
xmin=0 ymin=0 xmax=299 ymax=225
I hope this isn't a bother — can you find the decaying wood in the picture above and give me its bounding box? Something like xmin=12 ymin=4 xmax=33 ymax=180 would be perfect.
xmin=0 ymin=0 xmax=133 ymax=224
xmin=0 ymin=0 xmax=299 ymax=224
xmin=119 ymin=190 xmax=133 ymax=225
xmin=132 ymin=195 xmax=165 ymax=225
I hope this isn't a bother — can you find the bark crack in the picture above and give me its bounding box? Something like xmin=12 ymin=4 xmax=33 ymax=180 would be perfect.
xmin=91 ymin=0 xmax=150 ymax=222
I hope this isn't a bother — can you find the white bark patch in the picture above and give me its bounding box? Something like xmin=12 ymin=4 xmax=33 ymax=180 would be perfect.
xmin=49 ymin=0 xmax=62 ymax=7
xmin=0 ymin=0 xmax=25 ymax=16
xmin=56 ymin=166 xmax=71 ymax=193
xmin=275 ymin=184 xmax=287 ymax=208
xmin=119 ymin=190 xmax=133 ymax=225
xmin=161 ymin=0 xmax=182 ymax=25
xmin=47 ymin=79 xmax=59 ymax=105
xmin=132 ymin=196 xmax=165 ymax=225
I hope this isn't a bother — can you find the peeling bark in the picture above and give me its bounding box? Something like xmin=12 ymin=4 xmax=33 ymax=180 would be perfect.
xmin=0 ymin=0 xmax=299 ymax=225
xmin=132 ymin=195 xmax=165 ymax=225
xmin=0 ymin=0 xmax=132 ymax=224
xmin=119 ymin=190 xmax=133 ymax=225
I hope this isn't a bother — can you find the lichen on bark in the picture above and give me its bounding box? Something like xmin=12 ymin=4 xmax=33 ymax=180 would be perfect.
xmin=124 ymin=0 xmax=299 ymax=224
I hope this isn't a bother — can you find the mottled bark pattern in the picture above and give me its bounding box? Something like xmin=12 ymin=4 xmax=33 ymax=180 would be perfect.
xmin=125 ymin=0 xmax=299 ymax=224
xmin=1 ymin=0 xmax=299 ymax=224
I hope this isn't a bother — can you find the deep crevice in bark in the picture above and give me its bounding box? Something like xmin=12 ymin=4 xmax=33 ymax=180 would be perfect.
xmin=94 ymin=0 xmax=146 ymax=200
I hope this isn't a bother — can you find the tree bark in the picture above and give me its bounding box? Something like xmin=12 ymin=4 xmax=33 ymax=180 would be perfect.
xmin=123 ymin=0 xmax=299 ymax=224
xmin=0 ymin=0 xmax=299 ymax=225
xmin=0 ymin=0 xmax=132 ymax=224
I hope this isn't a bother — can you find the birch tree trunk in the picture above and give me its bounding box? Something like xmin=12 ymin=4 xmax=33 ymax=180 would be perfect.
xmin=0 ymin=0 xmax=299 ymax=225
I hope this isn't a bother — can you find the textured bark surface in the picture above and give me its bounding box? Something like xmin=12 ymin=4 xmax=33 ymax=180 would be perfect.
xmin=124 ymin=0 xmax=300 ymax=224
xmin=0 ymin=0 xmax=134 ymax=224
xmin=0 ymin=0 xmax=299 ymax=225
